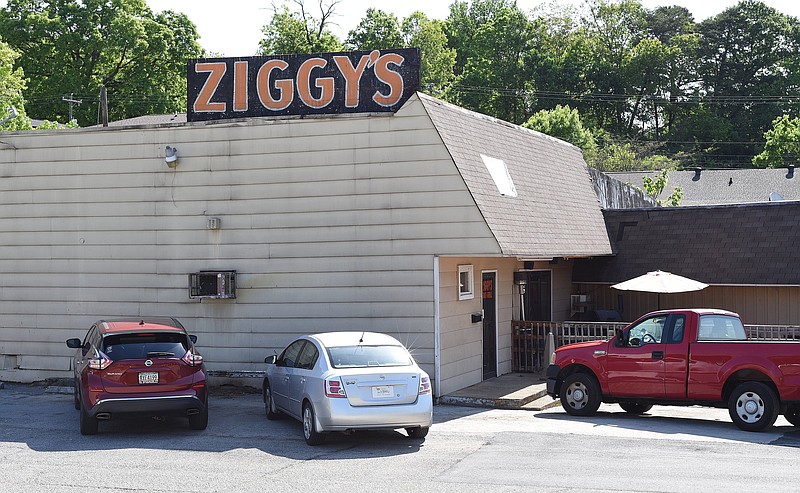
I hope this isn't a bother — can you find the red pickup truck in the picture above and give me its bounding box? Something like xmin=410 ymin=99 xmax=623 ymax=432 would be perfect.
xmin=546 ymin=308 xmax=800 ymax=431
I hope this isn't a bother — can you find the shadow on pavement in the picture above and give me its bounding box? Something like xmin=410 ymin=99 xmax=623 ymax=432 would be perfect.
xmin=0 ymin=385 xmax=426 ymax=459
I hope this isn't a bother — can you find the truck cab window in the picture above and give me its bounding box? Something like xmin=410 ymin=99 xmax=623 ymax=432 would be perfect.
xmin=628 ymin=316 xmax=666 ymax=346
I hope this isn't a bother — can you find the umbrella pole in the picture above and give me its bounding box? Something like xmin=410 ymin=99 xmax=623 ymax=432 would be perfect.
xmin=657 ymin=293 xmax=661 ymax=310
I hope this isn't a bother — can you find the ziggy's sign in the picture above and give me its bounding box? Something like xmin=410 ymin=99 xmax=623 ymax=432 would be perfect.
xmin=187 ymin=48 xmax=420 ymax=122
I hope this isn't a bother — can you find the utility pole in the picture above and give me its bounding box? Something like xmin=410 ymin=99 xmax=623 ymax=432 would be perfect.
xmin=62 ymin=93 xmax=82 ymax=122
xmin=99 ymin=86 xmax=108 ymax=127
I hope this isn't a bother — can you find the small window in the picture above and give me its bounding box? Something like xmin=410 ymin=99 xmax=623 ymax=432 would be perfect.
xmin=480 ymin=154 xmax=517 ymax=197
xmin=458 ymin=265 xmax=474 ymax=300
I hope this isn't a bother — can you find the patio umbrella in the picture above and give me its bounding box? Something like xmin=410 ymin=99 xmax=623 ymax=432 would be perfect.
xmin=611 ymin=270 xmax=708 ymax=309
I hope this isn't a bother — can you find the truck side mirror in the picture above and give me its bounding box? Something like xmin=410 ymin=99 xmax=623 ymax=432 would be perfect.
xmin=615 ymin=328 xmax=628 ymax=347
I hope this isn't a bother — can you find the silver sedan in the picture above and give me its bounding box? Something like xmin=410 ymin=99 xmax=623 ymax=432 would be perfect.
xmin=262 ymin=331 xmax=433 ymax=445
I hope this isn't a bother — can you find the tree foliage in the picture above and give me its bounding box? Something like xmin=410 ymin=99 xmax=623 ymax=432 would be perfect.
xmin=753 ymin=115 xmax=800 ymax=168
xmin=346 ymin=8 xmax=403 ymax=50
xmin=0 ymin=37 xmax=31 ymax=130
xmin=0 ymin=0 xmax=203 ymax=126
xmin=523 ymin=105 xmax=597 ymax=155
xmin=258 ymin=1 xmax=343 ymax=55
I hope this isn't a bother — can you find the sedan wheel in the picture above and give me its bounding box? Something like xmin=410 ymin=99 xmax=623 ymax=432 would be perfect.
xmin=302 ymin=403 xmax=324 ymax=446
xmin=406 ymin=426 xmax=429 ymax=439
xmin=264 ymin=383 xmax=280 ymax=420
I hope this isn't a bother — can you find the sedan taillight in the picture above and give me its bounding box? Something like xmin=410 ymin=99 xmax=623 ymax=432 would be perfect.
xmin=418 ymin=376 xmax=431 ymax=395
xmin=324 ymin=377 xmax=347 ymax=398
xmin=182 ymin=349 xmax=203 ymax=367
xmin=88 ymin=350 xmax=112 ymax=370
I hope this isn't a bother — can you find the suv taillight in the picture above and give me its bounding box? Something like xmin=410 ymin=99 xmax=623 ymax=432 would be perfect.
xmin=324 ymin=377 xmax=347 ymax=398
xmin=182 ymin=349 xmax=203 ymax=367
xmin=418 ymin=376 xmax=431 ymax=395
xmin=88 ymin=350 xmax=112 ymax=370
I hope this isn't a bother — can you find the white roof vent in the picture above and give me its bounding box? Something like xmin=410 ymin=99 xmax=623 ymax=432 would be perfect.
xmin=480 ymin=154 xmax=517 ymax=197
xmin=769 ymin=191 xmax=784 ymax=201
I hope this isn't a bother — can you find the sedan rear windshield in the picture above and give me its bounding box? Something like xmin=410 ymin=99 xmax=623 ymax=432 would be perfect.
xmin=102 ymin=333 xmax=188 ymax=361
xmin=327 ymin=345 xmax=412 ymax=368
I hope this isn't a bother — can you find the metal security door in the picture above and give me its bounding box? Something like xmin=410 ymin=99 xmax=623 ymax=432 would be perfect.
xmin=482 ymin=272 xmax=497 ymax=380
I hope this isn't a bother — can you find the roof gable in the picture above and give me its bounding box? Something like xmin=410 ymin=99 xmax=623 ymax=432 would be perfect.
xmin=419 ymin=94 xmax=612 ymax=258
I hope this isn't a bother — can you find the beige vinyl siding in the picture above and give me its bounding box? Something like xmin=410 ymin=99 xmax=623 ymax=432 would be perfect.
xmin=578 ymin=284 xmax=800 ymax=325
xmin=0 ymin=95 xmax=501 ymax=384
xmin=437 ymin=257 xmax=519 ymax=395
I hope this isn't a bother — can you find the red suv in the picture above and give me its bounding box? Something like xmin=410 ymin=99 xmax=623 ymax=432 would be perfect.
xmin=66 ymin=318 xmax=207 ymax=435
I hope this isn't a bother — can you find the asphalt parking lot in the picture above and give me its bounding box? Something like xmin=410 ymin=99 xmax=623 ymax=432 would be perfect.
xmin=1 ymin=382 xmax=799 ymax=492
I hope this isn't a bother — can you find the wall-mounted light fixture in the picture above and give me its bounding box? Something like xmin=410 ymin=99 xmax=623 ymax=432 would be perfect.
xmin=165 ymin=145 xmax=178 ymax=167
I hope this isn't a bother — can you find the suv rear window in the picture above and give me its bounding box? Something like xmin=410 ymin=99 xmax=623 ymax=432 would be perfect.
xmin=327 ymin=345 xmax=412 ymax=368
xmin=102 ymin=333 xmax=189 ymax=361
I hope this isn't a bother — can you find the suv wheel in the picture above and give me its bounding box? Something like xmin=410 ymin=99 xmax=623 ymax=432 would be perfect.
xmin=188 ymin=406 xmax=209 ymax=430
xmin=79 ymin=404 xmax=98 ymax=436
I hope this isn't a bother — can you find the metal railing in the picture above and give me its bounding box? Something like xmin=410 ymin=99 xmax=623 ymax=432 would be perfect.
xmin=512 ymin=320 xmax=800 ymax=373
xmin=746 ymin=325 xmax=800 ymax=341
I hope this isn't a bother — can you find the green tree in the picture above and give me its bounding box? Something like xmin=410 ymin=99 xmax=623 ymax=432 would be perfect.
xmin=696 ymin=1 xmax=799 ymax=165
xmin=346 ymin=8 xmax=403 ymax=50
xmin=522 ymin=104 xmax=597 ymax=155
xmin=445 ymin=1 xmax=538 ymax=123
xmin=640 ymin=168 xmax=682 ymax=206
xmin=258 ymin=1 xmax=343 ymax=55
xmin=753 ymin=115 xmax=800 ymax=167
xmin=401 ymin=12 xmax=455 ymax=95
xmin=0 ymin=37 xmax=31 ymax=130
xmin=0 ymin=0 xmax=204 ymax=126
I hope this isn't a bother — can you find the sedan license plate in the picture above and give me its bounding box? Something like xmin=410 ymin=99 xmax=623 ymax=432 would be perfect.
xmin=138 ymin=372 xmax=159 ymax=384
xmin=371 ymin=385 xmax=393 ymax=398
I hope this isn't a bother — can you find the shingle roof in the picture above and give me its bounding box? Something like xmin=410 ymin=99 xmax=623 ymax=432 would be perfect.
xmin=419 ymin=94 xmax=612 ymax=259
xmin=609 ymin=167 xmax=799 ymax=206
xmin=94 ymin=113 xmax=187 ymax=127
xmin=572 ymin=201 xmax=800 ymax=285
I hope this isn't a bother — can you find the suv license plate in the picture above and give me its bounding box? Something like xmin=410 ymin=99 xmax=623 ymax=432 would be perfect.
xmin=138 ymin=372 xmax=159 ymax=384
xmin=371 ymin=385 xmax=393 ymax=398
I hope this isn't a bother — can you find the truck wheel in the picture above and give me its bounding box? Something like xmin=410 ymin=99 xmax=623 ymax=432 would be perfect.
xmin=560 ymin=373 xmax=601 ymax=416
xmin=619 ymin=403 xmax=653 ymax=414
xmin=784 ymin=406 xmax=800 ymax=427
xmin=728 ymin=382 xmax=779 ymax=432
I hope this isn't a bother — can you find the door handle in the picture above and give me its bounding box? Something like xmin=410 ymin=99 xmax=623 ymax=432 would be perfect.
xmin=651 ymin=351 xmax=664 ymax=360
xmin=300 ymin=377 xmax=306 ymax=384
xmin=284 ymin=376 xmax=289 ymax=382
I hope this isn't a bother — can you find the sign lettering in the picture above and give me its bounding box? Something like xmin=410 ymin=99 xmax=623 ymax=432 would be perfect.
xmin=187 ymin=49 xmax=420 ymax=122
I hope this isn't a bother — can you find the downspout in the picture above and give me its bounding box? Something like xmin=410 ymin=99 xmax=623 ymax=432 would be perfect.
xmin=433 ymin=255 xmax=442 ymax=399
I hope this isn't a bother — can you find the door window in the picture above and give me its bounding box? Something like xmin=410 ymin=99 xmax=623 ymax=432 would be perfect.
xmin=627 ymin=315 xmax=666 ymax=346
xmin=295 ymin=343 xmax=319 ymax=370
xmin=277 ymin=340 xmax=306 ymax=368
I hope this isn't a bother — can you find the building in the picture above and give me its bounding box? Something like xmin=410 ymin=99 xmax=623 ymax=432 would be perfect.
xmin=0 ymin=92 xmax=612 ymax=395
xmin=609 ymin=166 xmax=799 ymax=206
xmin=573 ymin=201 xmax=800 ymax=324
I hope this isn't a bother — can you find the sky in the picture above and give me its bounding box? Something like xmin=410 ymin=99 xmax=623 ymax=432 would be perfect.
xmin=145 ymin=0 xmax=800 ymax=57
